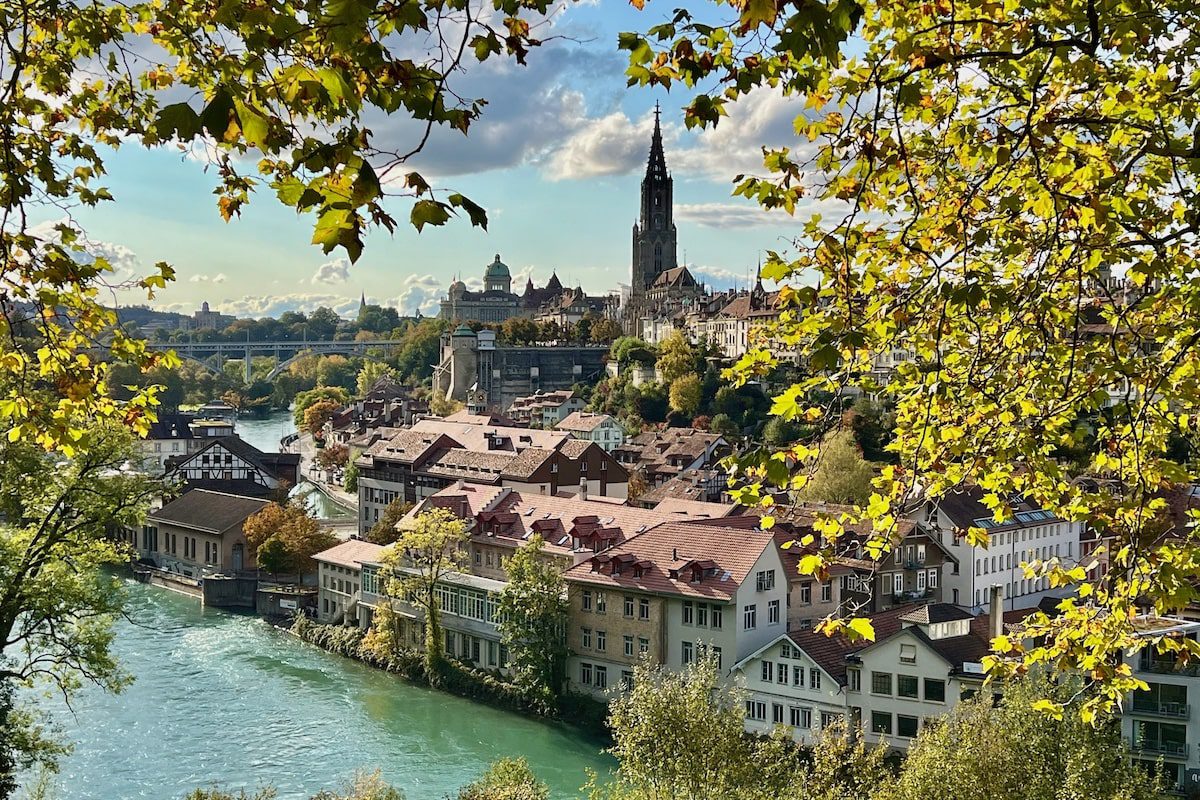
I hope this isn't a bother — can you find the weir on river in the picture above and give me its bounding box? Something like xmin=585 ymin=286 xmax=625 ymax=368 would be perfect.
xmin=42 ymin=580 xmax=612 ymax=799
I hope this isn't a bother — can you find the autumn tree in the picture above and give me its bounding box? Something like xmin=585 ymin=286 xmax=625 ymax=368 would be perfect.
xmin=243 ymin=502 xmax=337 ymax=581
xmin=355 ymin=362 xmax=399 ymax=398
xmin=496 ymin=535 xmax=568 ymax=708
xmin=502 ymin=317 xmax=540 ymax=346
xmin=654 ymin=331 xmax=696 ymax=384
xmin=458 ymin=759 xmax=548 ymax=800
xmin=293 ymin=387 xmax=351 ymax=429
xmin=668 ymin=374 xmax=703 ymax=417
xmin=316 ymin=444 xmax=350 ymax=472
xmin=795 ymin=429 xmax=875 ymax=506
xmin=589 ymin=318 xmax=623 ymax=346
xmin=370 ymin=507 xmax=470 ymax=680
xmin=366 ymin=498 xmax=416 ymax=546
xmin=304 ymin=400 xmax=342 ymax=438
xmin=620 ymin=0 xmax=1200 ymax=711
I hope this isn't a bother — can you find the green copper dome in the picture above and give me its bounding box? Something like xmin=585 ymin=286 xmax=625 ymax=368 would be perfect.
xmin=484 ymin=253 xmax=510 ymax=280
xmin=452 ymin=323 xmax=476 ymax=337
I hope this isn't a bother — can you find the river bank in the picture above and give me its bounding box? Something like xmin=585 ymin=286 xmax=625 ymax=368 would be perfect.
xmin=37 ymin=579 xmax=612 ymax=800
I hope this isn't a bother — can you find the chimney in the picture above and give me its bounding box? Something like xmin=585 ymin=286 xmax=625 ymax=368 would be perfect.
xmin=989 ymin=584 xmax=1004 ymax=641
xmin=455 ymin=479 xmax=465 ymax=490
xmin=672 ymin=547 xmax=678 ymax=561
xmin=579 ymin=478 xmax=588 ymax=502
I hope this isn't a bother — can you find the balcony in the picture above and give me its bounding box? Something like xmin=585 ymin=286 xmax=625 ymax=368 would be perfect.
xmin=1131 ymin=738 xmax=1189 ymax=758
xmin=903 ymin=560 xmax=926 ymax=571
xmin=1140 ymin=658 xmax=1200 ymax=677
xmin=1131 ymin=699 xmax=1190 ymax=719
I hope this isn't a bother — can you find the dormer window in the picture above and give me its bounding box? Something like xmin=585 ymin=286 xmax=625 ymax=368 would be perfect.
xmin=900 ymin=643 xmax=917 ymax=664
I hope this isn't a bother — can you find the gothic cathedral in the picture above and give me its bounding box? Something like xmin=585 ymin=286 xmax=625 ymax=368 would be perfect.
xmin=631 ymin=103 xmax=678 ymax=295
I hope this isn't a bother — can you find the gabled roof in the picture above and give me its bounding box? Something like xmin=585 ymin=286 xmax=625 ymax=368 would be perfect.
xmin=729 ymin=633 xmax=841 ymax=686
xmin=166 ymin=436 xmax=298 ymax=482
xmin=146 ymin=413 xmax=197 ymax=441
xmin=556 ymin=411 xmax=616 ymax=433
xmin=933 ymin=486 xmax=1064 ymax=532
xmin=360 ymin=430 xmax=456 ymax=466
xmin=148 ymin=489 xmax=269 ymax=534
xmin=315 ymin=539 xmax=384 ymax=570
xmin=410 ymin=418 xmax=571 ymax=453
xmin=651 ymin=266 xmax=698 ymax=288
xmin=562 ymin=521 xmax=777 ymax=600
xmin=651 ymin=498 xmax=738 ymax=519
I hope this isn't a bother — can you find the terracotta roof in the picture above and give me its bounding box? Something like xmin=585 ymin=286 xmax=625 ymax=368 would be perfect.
xmin=315 ymin=539 xmax=384 ymax=570
xmin=556 ymin=411 xmax=615 ymax=433
xmin=651 ymin=498 xmax=738 ymax=518
xmin=562 ymin=521 xmax=777 ymax=600
xmin=410 ymin=418 xmax=571 ymax=453
xmin=361 ymin=429 xmax=451 ymax=464
xmin=899 ymin=604 xmax=974 ymax=625
xmin=149 ymin=489 xmax=269 ymax=534
xmin=557 ymin=439 xmax=594 ymax=458
xmin=443 ymin=410 xmax=521 ymax=427
xmin=419 ymin=448 xmax=512 ymax=482
xmin=650 ymin=266 xmax=698 ymax=288
xmin=410 ymin=484 xmax=679 ymax=557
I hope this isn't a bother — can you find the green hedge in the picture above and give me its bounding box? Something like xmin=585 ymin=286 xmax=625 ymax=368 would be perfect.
xmin=290 ymin=617 xmax=605 ymax=732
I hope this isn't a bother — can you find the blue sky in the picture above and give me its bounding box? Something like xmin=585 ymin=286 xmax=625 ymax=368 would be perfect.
xmin=66 ymin=0 xmax=815 ymax=320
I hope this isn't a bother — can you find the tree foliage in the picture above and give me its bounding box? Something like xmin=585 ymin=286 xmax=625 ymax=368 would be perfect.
xmin=496 ymin=535 xmax=567 ymax=709
xmin=668 ymin=374 xmax=703 ymax=417
xmin=621 ymin=0 xmax=1200 ymax=709
xmin=356 ymin=362 xmax=399 ymax=398
xmin=293 ymin=387 xmax=351 ymax=429
xmin=654 ymin=331 xmax=696 ymax=385
xmin=795 ymin=429 xmax=875 ymax=506
xmin=457 ymin=758 xmax=548 ymax=800
xmin=368 ymin=507 xmax=469 ymax=680
xmin=243 ymin=502 xmax=337 ymax=579
xmin=365 ymin=498 xmax=416 ymax=546
xmin=303 ymin=400 xmax=342 ymax=437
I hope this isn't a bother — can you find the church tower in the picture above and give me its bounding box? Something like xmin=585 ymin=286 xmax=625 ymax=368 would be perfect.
xmin=631 ymin=102 xmax=677 ymax=295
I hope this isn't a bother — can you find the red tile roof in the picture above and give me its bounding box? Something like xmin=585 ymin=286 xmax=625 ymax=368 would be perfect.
xmin=562 ymin=521 xmax=777 ymax=600
xmin=315 ymin=539 xmax=384 ymax=570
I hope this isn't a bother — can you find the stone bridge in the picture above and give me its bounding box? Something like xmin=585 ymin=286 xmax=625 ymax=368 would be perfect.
xmin=148 ymin=339 xmax=406 ymax=382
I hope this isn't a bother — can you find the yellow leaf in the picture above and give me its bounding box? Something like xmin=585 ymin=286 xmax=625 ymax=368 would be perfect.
xmin=847 ymin=617 xmax=875 ymax=642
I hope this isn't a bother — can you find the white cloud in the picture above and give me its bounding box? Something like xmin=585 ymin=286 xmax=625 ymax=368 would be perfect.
xmin=25 ymin=217 xmax=142 ymax=281
xmin=543 ymin=110 xmax=654 ymax=181
xmin=213 ymin=293 xmax=358 ymax=318
xmin=691 ymin=264 xmax=756 ymax=291
xmin=189 ymin=272 xmax=228 ymax=283
xmin=394 ymin=273 xmax=445 ymax=316
xmin=676 ymin=202 xmax=783 ymax=229
xmin=312 ymin=257 xmax=351 ymax=285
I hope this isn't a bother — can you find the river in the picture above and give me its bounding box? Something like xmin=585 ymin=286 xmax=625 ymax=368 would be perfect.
xmin=234 ymin=410 xmax=353 ymax=521
xmin=41 ymin=580 xmax=612 ymax=800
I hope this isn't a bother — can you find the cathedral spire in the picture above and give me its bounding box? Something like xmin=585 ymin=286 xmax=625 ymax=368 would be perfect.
xmin=647 ymin=100 xmax=668 ymax=179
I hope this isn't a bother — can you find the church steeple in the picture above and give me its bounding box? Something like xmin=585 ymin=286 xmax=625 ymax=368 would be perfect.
xmin=631 ymin=100 xmax=678 ymax=295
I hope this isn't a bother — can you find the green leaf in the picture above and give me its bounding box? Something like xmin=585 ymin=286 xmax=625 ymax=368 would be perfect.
xmin=235 ymin=100 xmax=269 ymax=148
xmin=448 ymin=193 xmax=488 ymax=230
xmin=199 ymin=88 xmax=236 ymax=140
xmin=410 ymin=199 xmax=450 ymax=232
xmin=155 ymin=102 xmax=201 ymax=140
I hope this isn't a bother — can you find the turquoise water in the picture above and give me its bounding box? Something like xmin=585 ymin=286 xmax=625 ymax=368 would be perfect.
xmin=39 ymin=581 xmax=611 ymax=800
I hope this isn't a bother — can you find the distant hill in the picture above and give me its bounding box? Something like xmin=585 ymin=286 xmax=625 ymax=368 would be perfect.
xmin=116 ymin=305 xmax=191 ymax=330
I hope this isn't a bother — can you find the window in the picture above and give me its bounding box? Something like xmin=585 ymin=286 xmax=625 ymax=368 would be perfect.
xmin=927 ymin=568 xmax=938 ymax=588
xmin=743 ymin=604 xmax=757 ymax=630
xmin=848 ymin=669 xmax=861 ymax=692
xmin=892 ymin=573 xmax=904 ymax=594
xmin=711 ymin=605 xmax=723 ymax=629
xmin=810 ymin=669 xmax=821 ymax=690
xmin=899 ymin=643 xmax=917 ymax=664
xmin=768 ymin=600 xmax=780 ymax=625
xmin=596 ymin=630 xmax=606 ymax=652
xmin=473 ymin=550 xmax=482 ymax=566
xmin=711 ymin=646 xmax=722 ymax=669
xmin=682 ymin=641 xmax=693 ymax=665
xmin=778 ymin=664 xmax=789 ymax=684
xmin=793 ymin=665 xmax=804 ymax=687
xmin=745 ymin=701 xmax=767 ymax=721
xmin=639 ymin=597 xmax=650 ymax=620
xmin=897 ymin=715 xmax=919 ymax=738
xmin=790 ymin=706 xmax=812 ymax=728
xmin=696 ymin=603 xmax=708 ymax=627
xmin=624 ymin=635 xmax=634 ymax=657
xmin=486 ymin=551 xmax=494 ymax=567
xmin=916 ymin=570 xmax=926 ymax=592
xmin=924 ymin=678 xmax=946 ymax=703
xmin=595 ymin=666 xmax=607 ymax=690
xmin=624 ymin=596 xmax=634 ymax=618
xmin=582 ymin=590 xmax=592 ymax=611
xmin=820 ymin=711 xmax=843 ymax=729
xmin=638 ymin=637 xmax=649 ymax=654
xmin=756 ymin=570 xmax=776 ymax=591
xmin=898 ymin=674 xmax=919 ymax=699
xmin=581 ymin=628 xmax=592 ymax=649
xmin=682 ymin=601 xmax=694 ymax=625
xmin=772 ymin=703 xmax=785 ymax=724
xmin=871 ymin=711 xmax=892 ymax=734
xmin=799 ymin=582 xmax=812 ymax=604
xmin=872 ymin=672 xmax=892 ymax=695
xmin=761 ymin=660 xmax=774 ymax=682
xmin=820 ymin=582 xmax=832 ymax=602
xmin=621 ymin=670 xmax=633 ymax=688
xmin=595 ymin=592 xmax=607 ymax=614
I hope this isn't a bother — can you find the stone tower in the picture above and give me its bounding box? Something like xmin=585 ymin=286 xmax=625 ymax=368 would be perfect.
xmin=631 ymin=102 xmax=677 ymax=296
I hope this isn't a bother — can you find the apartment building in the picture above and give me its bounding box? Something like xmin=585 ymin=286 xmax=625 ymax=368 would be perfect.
xmin=1123 ymin=618 xmax=1200 ymax=794
xmin=733 ymin=593 xmax=1019 ymax=749
xmin=555 ymin=411 xmax=625 ymax=452
xmin=613 ymin=429 xmax=728 ymax=487
xmin=142 ymin=489 xmax=268 ymax=576
xmin=563 ymin=521 xmax=787 ymax=699
xmin=506 ymin=390 xmax=585 ymax=428
xmin=917 ymin=487 xmax=1085 ymax=611
xmin=315 ymin=539 xmax=383 ymax=624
